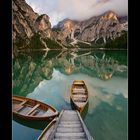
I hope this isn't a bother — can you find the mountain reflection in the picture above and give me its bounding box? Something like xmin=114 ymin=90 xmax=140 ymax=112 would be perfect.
xmin=13 ymin=50 xmax=127 ymax=95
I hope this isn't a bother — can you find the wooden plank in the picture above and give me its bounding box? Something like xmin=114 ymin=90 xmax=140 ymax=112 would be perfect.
xmin=61 ymin=114 xmax=78 ymax=117
xmin=55 ymin=132 xmax=86 ymax=138
xmin=60 ymin=118 xmax=80 ymax=121
xmin=13 ymin=99 xmax=28 ymax=112
xmin=73 ymin=81 xmax=84 ymax=85
xmin=37 ymin=118 xmax=57 ymax=140
xmin=47 ymin=110 xmax=64 ymax=140
xmin=26 ymin=104 xmax=40 ymax=115
xmin=60 ymin=121 xmax=81 ymax=124
xmin=74 ymin=83 xmax=84 ymax=85
xmin=19 ymin=100 xmax=28 ymax=106
xmin=37 ymin=110 xmax=94 ymax=140
xmin=77 ymin=111 xmax=94 ymax=140
xmin=14 ymin=105 xmax=24 ymax=112
xmin=29 ymin=109 xmax=40 ymax=116
xmin=13 ymin=98 xmax=24 ymax=102
xmin=63 ymin=111 xmax=77 ymax=114
xmin=57 ymin=127 xmax=83 ymax=133
xmin=72 ymin=88 xmax=86 ymax=93
xmin=54 ymin=138 xmax=87 ymax=140
xmin=58 ymin=123 xmax=81 ymax=128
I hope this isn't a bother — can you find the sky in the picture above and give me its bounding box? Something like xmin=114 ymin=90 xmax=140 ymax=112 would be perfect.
xmin=26 ymin=0 xmax=128 ymax=26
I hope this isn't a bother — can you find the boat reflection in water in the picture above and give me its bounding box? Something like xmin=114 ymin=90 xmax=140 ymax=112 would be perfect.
xmin=13 ymin=116 xmax=49 ymax=130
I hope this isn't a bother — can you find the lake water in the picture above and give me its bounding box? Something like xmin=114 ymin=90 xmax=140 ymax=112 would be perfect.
xmin=12 ymin=50 xmax=128 ymax=140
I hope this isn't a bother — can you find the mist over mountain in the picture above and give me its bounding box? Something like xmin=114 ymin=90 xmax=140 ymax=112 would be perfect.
xmin=53 ymin=11 xmax=127 ymax=47
xmin=26 ymin=0 xmax=128 ymax=26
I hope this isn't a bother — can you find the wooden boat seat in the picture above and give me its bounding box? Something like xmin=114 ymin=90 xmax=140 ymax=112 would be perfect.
xmin=13 ymin=104 xmax=24 ymax=112
xmin=73 ymin=95 xmax=87 ymax=98
xmin=29 ymin=109 xmax=40 ymax=116
xmin=72 ymin=88 xmax=85 ymax=93
xmin=73 ymin=95 xmax=87 ymax=102
xmin=42 ymin=109 xmax=55 ymax=117
xmin=13 ymin=100 xmax=28 ymax=112
xmin=73 ymin=81 xmax=84 ymax=85
xmin=19 ymin=100 xmax=28 ymax=106
xmin=26 ymin=104 xmax=40 ymax=116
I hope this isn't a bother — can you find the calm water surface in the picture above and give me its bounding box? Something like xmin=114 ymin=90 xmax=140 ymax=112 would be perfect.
xmin=13 ymin=50 xmax=128 ymax=140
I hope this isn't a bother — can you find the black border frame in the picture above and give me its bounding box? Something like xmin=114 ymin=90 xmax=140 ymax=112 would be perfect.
xmin=0 ymin=0 xmax=12 ymax=140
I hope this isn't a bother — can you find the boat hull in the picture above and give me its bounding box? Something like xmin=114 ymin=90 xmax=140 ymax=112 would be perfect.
xmin=13 ymin=112 xmax=57 ymax=121
xmin=70 ymin=98 xmax=86 ymax=113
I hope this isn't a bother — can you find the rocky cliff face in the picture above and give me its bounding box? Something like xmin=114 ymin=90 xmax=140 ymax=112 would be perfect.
xmin=13 ymin=0 xmax=53 ymax=46
xmin=53 ymin=19 xmax=78 ymax=45
xmin=77 ymin=11 xmax=127 ymax=43
xmin=54 ymin=11 xmax=128 ymax=46
xmin=13 ymin=0 xmax=38 ymax=41
xmin=34 ymin=14 xmax=53 ymax=39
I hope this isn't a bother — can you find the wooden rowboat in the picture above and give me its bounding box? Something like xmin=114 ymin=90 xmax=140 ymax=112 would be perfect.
xmin=70 ymin=80 xmax=88 ymax=113
xmin=12 ymin=95 xmax=59 ymax=121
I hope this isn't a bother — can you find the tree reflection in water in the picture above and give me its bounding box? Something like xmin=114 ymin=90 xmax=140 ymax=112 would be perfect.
xmin=13 ymin=50 xmax=127 ymax=96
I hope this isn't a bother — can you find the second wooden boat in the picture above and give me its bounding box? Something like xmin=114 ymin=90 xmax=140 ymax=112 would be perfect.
xmin=70 ymin=80 xmax=88 ymax=113
xmin=12 ymin=95 xmax=59 ymax=121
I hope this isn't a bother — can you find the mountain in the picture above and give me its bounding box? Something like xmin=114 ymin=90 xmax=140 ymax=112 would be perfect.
xmin=13 ymin=0 xmax=54 ymax=41
xmin=13 ymin=0 xmax=63 ymax=53
xmin=12 ymin=0 xmax=127 ymax=52
xmin=53 ymin=11 xmax=127 ymax=47
xmin=12 ymin=0 xmax=38 ymax=41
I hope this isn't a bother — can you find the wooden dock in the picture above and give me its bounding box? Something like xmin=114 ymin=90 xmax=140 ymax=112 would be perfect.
xmin=38 ymin=110 xmax=94 ymax=140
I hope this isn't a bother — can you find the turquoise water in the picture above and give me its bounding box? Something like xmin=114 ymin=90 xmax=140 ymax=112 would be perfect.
xmin=12 ymin=50 xmax=128 ymax=140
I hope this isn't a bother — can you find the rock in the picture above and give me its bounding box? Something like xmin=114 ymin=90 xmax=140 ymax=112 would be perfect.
xmin=54 ymin=11 xmax=128 ymax=46
xmin=53 ymin=19 xmax=79 ymax=45
xmin=12 ymin=0 xmax=53 ymax=49
xmin=34 ymin=14 xmax=53 ymax=38
xmin=13 ymin=0 xmax=38 ymax=41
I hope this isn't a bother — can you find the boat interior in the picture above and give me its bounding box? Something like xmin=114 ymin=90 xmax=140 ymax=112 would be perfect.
xmin=13 ymin=99 xmax=55 ymax=117
xmin=72 ymin=84 xmax=88 ymax=106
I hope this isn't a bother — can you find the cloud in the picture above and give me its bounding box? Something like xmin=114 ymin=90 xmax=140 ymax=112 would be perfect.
xmin=26 ymin=0 xmax=128 ymax=26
